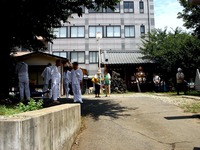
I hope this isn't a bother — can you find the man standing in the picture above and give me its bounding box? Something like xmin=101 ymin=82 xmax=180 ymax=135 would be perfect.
xmin=70 ymin=62 xmax=83 ymax=103
xmin=176 ymin=68 xmax=186 ymax=95
xmin=51 ymin=59 xmax=61 ymax=104
xmin=63 ymin=66 xmax=71 ymax=99
xmin=153 ymin=73 xmax=161 ymax=92
xmin=104 ymin=69 xmax=111 ymax=97
xmin=15 ymin=61 xmax=30 ymax=102
xmin=135 ymin=66 xmax=146 ymax=92
xmin=94 ymin=69 xmax=102 ymax=98
xmin=41 ymin=63 xmax=52 ymax=97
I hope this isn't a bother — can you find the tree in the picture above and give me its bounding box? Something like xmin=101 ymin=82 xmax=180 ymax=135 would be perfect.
xmin=178 ymin=0 xmax=200 ymax=37
xmin=140 ymin=28 xmax=200 ymax=81
xmin=0 ymin=0 xmax=120 ymax=98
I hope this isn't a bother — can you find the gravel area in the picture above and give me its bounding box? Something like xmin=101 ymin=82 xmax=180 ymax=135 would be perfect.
xmin=138 ymin=93 xmax=200 ymax=107
xmin=83 ymin=93 xmax=200 ymax=107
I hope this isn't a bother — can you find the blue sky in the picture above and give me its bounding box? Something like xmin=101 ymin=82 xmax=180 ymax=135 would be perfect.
xmin=154 ymin=0 xmax=187 ymax=31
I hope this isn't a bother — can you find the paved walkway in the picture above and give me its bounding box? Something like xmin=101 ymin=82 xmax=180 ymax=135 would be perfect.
xmin=71 ymin=93 xmax=200 ymax=150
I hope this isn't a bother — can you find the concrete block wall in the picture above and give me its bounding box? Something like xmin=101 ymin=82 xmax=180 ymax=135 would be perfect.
xmin=0 ymin=104 xmax=81 ymax=150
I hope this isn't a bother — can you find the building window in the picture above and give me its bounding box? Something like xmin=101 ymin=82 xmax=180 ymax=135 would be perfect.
xmin=70 ymin=26 xmax=85 ymax=38
xmin=53 ymin=52 xmax=68 ymax=58
xmin=70 ymin=51 xmax=85 ymax=63
xmin=139 ymin=1 xmax=144 ymax=13
xmin=89 ymin=51 xmax=98 ymax=63
xmin=89 ymin=3 xmax=103 ymax=13
xmin=106 ymin=3 xmax=120 ymax=13
xmin=106 ymin=26 xmax=121 ymax=38
xmin=53 ymin=27 xmax=67 ymax=38
xmin=140 ymin=25 xmax=145 ymax=35
xmin=125 ymin=26 xmax=135 ymax=37
xmin=89 ymin=26 xmax=103 ymax=38
xmin=124 ymin=1 xmax=134 ymax=13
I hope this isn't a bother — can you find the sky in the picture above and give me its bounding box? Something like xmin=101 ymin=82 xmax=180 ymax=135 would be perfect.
xmin=154 ymin=0 xmax=187 ymax=31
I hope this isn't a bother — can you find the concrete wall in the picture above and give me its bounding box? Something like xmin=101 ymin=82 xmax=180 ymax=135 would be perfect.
xmin=0 ymin=104 xmax=81 ymax=150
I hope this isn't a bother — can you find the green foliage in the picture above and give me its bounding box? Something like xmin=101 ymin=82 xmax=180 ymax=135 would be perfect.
xmin=178 ymin=0 xmax=200 ymax=37
xmin=1 ymin=0 xmax=120 ymax=51
xmin=187 ymin=91 xmax=200 ymax=96
xmin=140 ymin=28 xmax=200 ymax=80
xmin=17 ymin=98 xmax=43 ymax=112
xmin=0 ymin=0 xmax=120 ymax=98
xmin=0 ymin=99 xmax=43 ymax=116
xmin=0 ymin=105 xmax=22 ymax=116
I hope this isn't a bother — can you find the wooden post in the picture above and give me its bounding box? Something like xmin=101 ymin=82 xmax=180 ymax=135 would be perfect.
xmin=104 ymin=64 xmax=107 ymax=72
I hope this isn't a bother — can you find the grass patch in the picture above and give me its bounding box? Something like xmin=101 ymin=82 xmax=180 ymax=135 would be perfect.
xmin=180 ymin=102 xmax=200 ymax=113
xmin=169 ymin=90 xmax=200 ymax=96
xmin=0 ymin=105 xmax=22 ymax=116
xmin=187 ymin=90 xmax=200 ymax=96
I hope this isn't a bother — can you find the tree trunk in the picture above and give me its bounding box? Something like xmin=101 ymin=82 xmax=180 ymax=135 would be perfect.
xmin=0 ymin=45 xmax=11 ymax=99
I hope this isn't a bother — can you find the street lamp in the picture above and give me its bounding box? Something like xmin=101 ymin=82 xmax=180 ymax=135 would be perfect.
xmin=96 ymin=32 xmax=102 ymax=69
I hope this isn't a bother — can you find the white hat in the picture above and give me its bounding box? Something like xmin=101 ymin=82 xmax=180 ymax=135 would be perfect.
xmin=96 ymin=69 xmax=101 ymax=74
xmin=178 ymin=68 xmax=182 ymax=72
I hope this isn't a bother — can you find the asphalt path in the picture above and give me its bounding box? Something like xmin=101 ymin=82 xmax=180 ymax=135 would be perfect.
xmin=71 ymin=94 xmax=200 ymax=150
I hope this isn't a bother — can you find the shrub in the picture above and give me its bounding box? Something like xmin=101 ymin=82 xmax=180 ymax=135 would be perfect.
xmin=17 ymin=98 xmax=43 ymax=112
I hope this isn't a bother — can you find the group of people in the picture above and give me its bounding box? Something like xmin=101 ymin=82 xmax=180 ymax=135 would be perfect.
xmin=92 ymin=69 xmax=111 ymax=98
xmin=41 ymin=60 xmax=83 ymax=104
xmin=15 ymin=58 xmax=188 ymax=103
xmin=152 ymin=67 xmax=188 ymax=95
xmin=15 ymin=59 xmax=84 ymax=104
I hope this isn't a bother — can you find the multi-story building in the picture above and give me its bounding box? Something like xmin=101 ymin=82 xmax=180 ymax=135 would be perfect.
xmin=51 ymin=0 xmax=155 ymax=76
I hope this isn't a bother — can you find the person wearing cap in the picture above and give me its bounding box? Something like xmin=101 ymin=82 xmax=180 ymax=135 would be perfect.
xmin=70 ymin=62 xmax=83 ymax=103
xmin=176 ymin=68 xmax=187 ymax=95
xmin=153 ymin=73 xmax=161 ymax=92
xmin=94 ymin=69 xmax=102 ymax=98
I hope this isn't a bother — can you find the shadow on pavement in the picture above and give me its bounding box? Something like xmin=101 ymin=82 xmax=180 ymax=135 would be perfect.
xmin=80 ymin=98 xmax=133 ymax=120
xmin=41 ymin=97 xmax=135 ymax=121
xmin=193 ymin=147 xmax=200 ymax=150
xmin=164 ymin=115 xmax=200 ymax=120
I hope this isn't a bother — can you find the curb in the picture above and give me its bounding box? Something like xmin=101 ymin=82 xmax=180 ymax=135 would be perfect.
xmin=151 ymin=93 xmax=200 ymax=101
xmin=182 ymin=95 xmax=200 ymax=101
